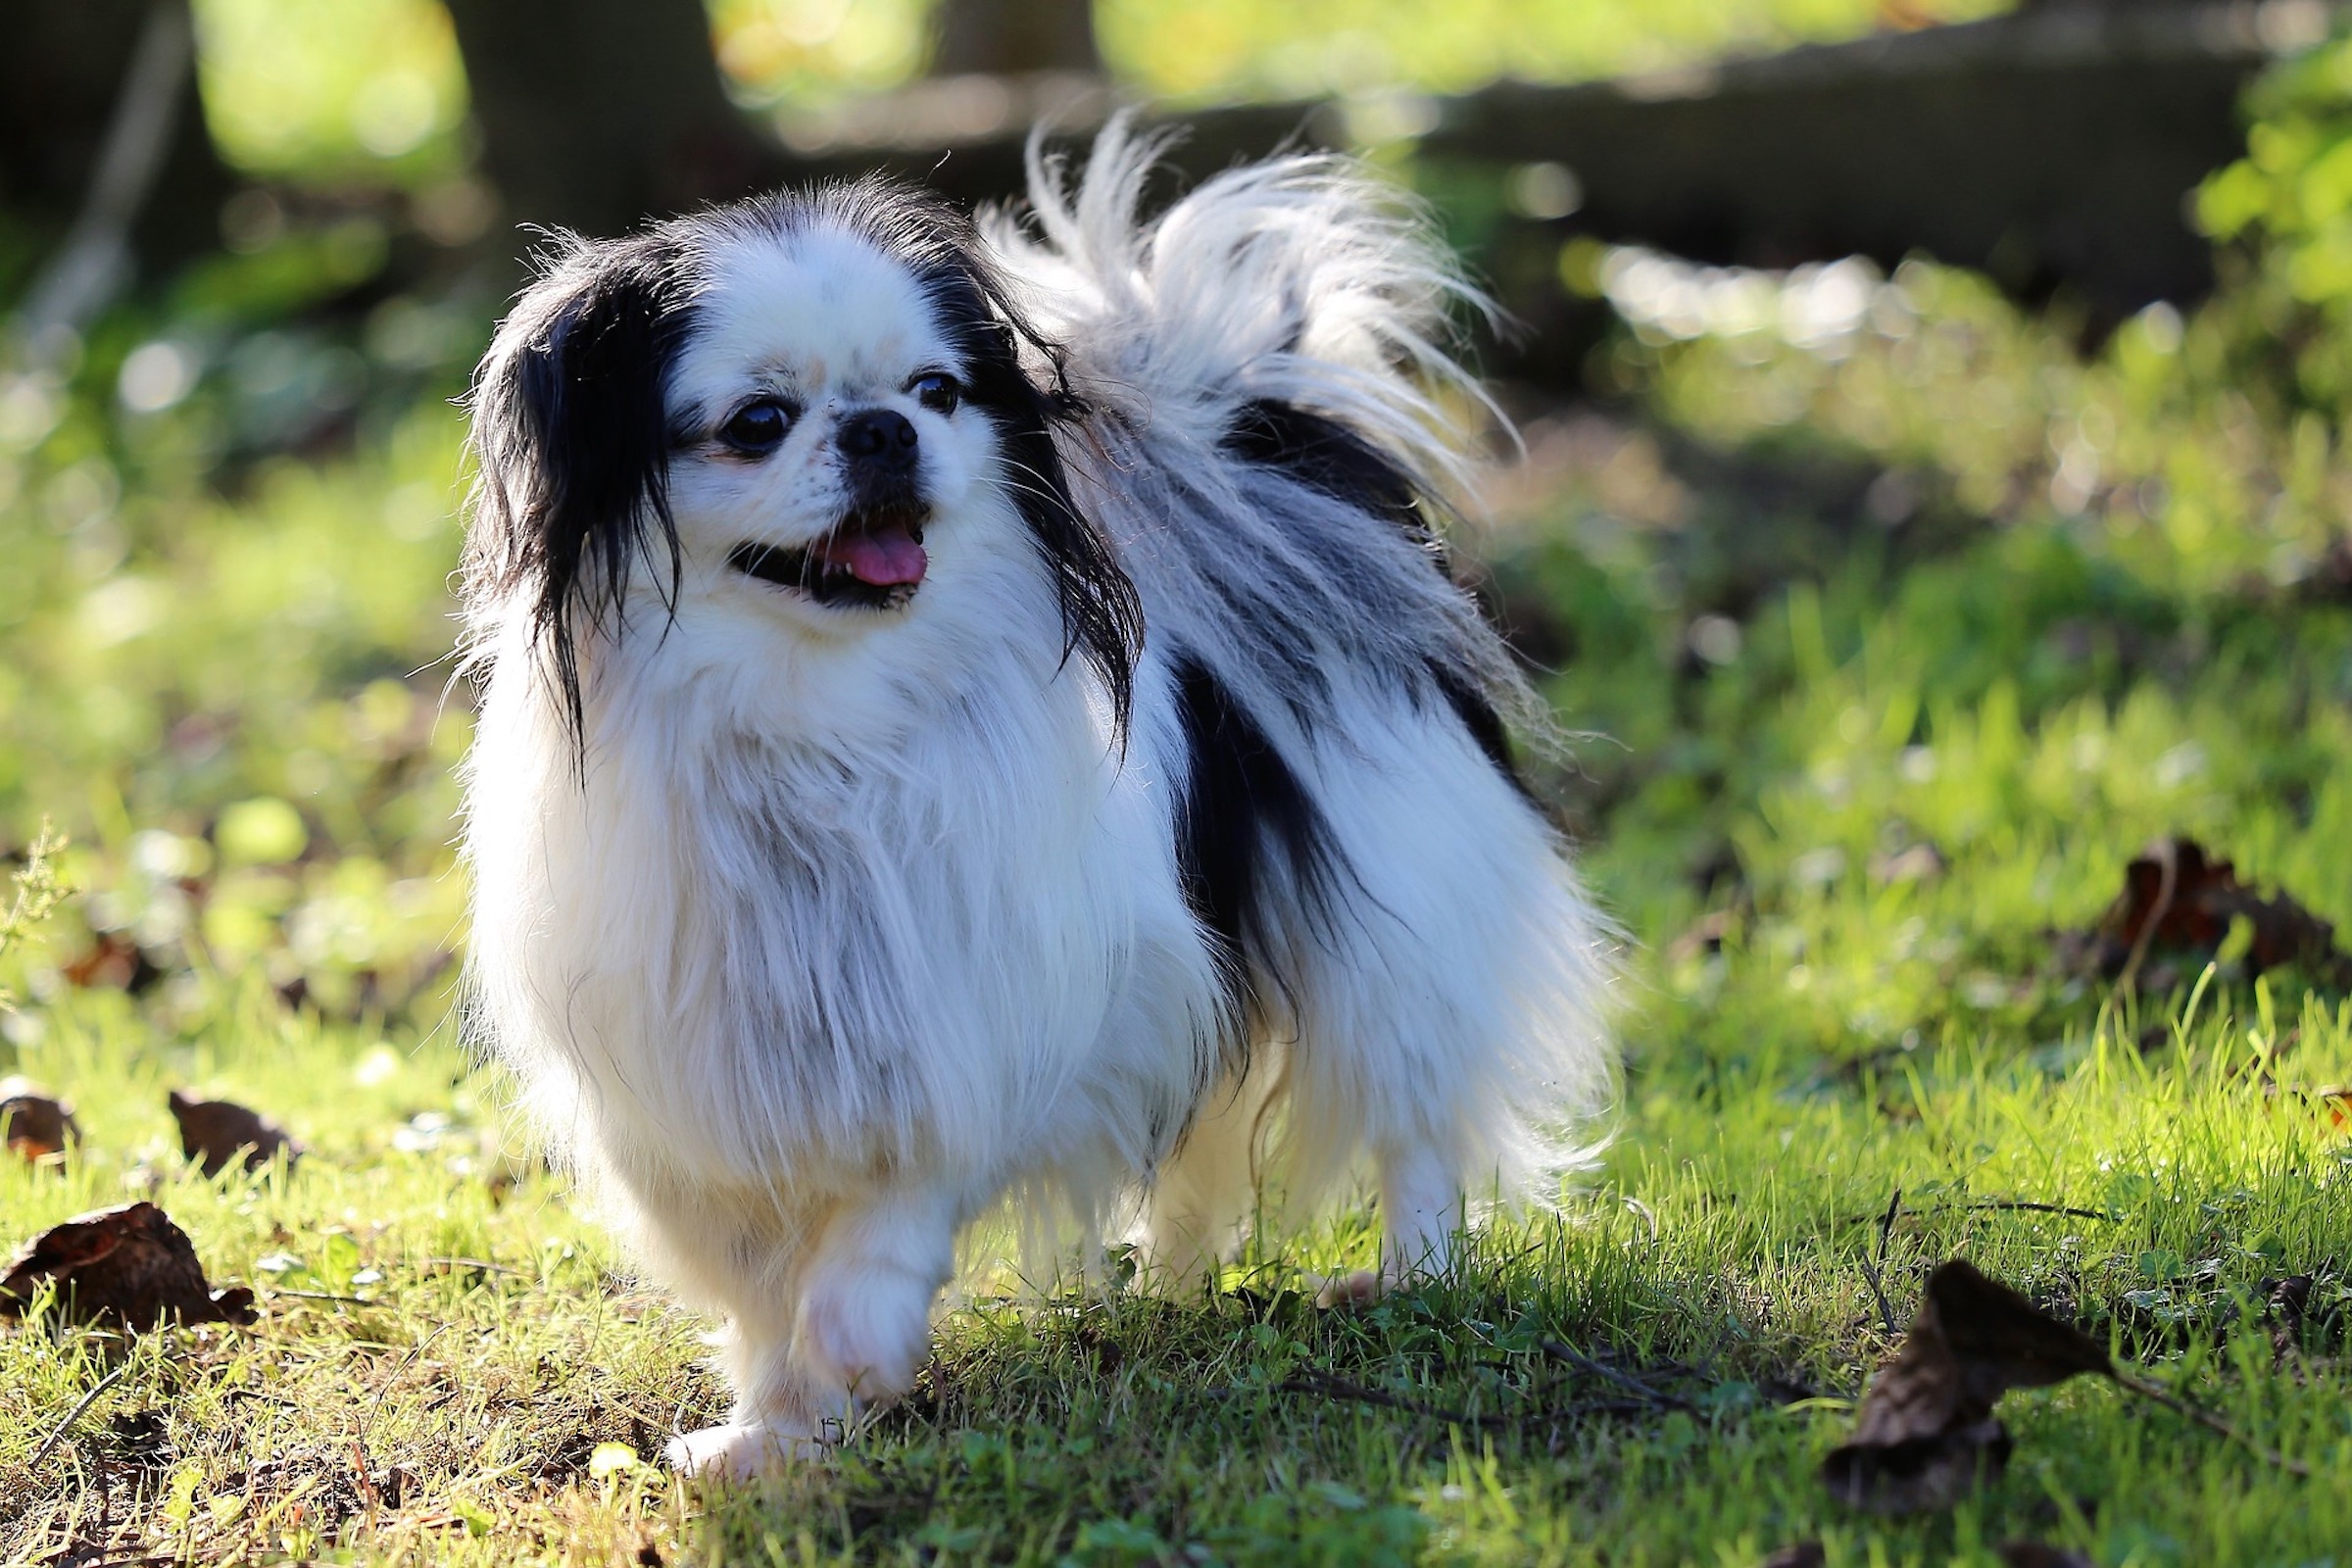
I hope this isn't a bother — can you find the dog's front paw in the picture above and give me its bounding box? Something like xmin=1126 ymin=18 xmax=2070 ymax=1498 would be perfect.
xmin=1308 ymin=1267 xmax=1384 ymax=1309
xmin=663 ymin=1420 xmax=825 ymax=1480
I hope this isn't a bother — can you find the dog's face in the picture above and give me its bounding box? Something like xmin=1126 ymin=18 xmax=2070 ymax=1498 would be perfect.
xmin=665 ymin=223 xmax=987 ymax=624
xmin=465 ymin=183 xmax=1141 ymax=744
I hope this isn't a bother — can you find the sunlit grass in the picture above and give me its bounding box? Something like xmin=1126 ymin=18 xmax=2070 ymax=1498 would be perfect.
xmin=18 ymin=14 xmax=2352 ymax=1555
xmin=11 ymin=341 xmax=2352 ymax=1556
xmin=3 ymin=918 xmax=2347 ymax=1562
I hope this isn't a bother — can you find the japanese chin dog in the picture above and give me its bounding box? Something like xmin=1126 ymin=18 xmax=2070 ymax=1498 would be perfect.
xmin=458 ymin=122 xmax=1614 ymax=1478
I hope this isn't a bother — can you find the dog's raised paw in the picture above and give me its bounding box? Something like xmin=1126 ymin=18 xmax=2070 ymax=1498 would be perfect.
xmin=663 ymin=1421 xmax=825 ymax=1479
xmin=1309 ymin=1268 xmax=1384 ymax=1309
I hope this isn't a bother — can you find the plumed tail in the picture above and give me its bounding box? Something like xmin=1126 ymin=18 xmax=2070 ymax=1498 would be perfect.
xmin=983 ymin=118 xmax=1502 ymax=514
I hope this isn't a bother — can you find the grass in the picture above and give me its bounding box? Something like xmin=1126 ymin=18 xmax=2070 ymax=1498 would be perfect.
xmin=8 ymin=372 xmax=2352 ymax=1564
xmin=15 ymin=34 xmax=2352 ymax=1560
xmin=4 ymin=915 xmax=2349 ymax=1562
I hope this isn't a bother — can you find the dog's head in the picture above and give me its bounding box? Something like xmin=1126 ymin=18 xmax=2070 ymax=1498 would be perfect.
xmin=465 ymin=180 xmax=1140 ymax=747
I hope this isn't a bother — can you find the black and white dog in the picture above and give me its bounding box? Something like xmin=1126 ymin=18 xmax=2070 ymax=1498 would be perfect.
xmin=459 ymin=124 xmax=1613 ymax=1477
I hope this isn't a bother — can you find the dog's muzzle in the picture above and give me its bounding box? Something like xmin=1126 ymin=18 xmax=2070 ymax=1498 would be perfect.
xmin=729 ymin=409 xmax=933 ymax=610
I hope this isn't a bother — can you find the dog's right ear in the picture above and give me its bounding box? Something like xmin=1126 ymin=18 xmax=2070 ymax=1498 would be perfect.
xmin=465 ymin=233 xmax=695 ymax=741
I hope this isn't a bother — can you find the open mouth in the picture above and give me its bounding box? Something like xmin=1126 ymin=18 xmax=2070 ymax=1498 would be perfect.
xmin=728 ymin=506 xmax=929 ymax=611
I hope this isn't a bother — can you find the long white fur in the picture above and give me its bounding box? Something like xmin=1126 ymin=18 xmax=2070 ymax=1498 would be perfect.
xmin=461 ymin=124 xmax=1615 ymax=1478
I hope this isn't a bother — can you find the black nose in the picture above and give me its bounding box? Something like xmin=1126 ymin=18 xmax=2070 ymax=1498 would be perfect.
xmin=839 ymin=409 xmax=918 ymax=472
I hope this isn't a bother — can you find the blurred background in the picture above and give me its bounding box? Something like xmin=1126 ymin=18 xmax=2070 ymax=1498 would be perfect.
xmin=8 ymin=0 xmax=2352 ymax=1068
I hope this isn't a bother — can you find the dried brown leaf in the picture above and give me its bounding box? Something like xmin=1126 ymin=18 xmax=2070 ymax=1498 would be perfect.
xmin=0 ymin=1200 xmax=257 ymax=1329
xmin=1997 ymin=1543 xmax=2094 ymax=1568
xmin=1824 ymin=1260 xmax=2110 ymax=1514
xmin=168 ymin=1089 xmax=301 ymax=1176
xmin=0 ymin=1076 xmax=78 ymax=1162
xmin=2079 ymin=837 xmax=2352 ymax=988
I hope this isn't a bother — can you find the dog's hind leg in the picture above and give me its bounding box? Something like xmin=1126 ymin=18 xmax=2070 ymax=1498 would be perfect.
xmin=666 ymin=1182 xmax=960 ymax=1479
xmin=1275 ymin=700 xmax=1615 ymax=1304
xmin=1135 ymin=1061 xmax=1276 ymax=1293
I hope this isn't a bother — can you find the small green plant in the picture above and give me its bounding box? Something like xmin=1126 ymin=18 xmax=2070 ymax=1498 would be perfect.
xmin=0 ymin=822 xmax=66 ymax=1011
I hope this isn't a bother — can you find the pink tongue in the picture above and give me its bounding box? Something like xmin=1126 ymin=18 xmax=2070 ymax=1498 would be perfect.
xmin=811 ymin=524 xmax=926 ymax=587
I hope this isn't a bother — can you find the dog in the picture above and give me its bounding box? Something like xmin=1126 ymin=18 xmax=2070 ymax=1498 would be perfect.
xmin=457 ymin=123 xmax=1614 ymax=1478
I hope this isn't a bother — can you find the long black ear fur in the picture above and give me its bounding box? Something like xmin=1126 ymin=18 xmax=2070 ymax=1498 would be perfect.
xmin=465 ymin=232 xmax=695 ymax=745
xmin=937 ymin=280 xmax=1145 ymax=736
xmin=808 ymin=177 xmax=1144 ymax=734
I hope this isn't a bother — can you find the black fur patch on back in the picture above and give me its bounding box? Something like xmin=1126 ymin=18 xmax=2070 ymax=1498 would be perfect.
xmin=1222 ymin=397 xmax=1534 ymax=788
xmin=1221 ymin=397 xmax=1441 ymax=561
xmin=1170 ymin=653 xmax=1339 ymax=1026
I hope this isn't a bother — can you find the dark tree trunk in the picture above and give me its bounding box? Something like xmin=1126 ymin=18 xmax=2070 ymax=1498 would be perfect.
xmin=930 ymin=0 xmax=1100 ymax=74
xmin=440 ymin=0 xmax=785 ymax=241
xmin=0 ymin=0 xmax=233 ymax=299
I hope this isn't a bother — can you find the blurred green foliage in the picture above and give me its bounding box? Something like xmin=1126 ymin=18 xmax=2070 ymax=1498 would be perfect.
xmin=1094 ymin=0 xmax=2005 ymax=104
xmin=2198 ymin=28 xmax=2352 ymax=412
xmin=185 ymin=0 xmax=2009 ymax=186
xmin=0 ymin=390 xmax=469 ymax=1020
xmin=191 ymin=0 xmax=472 ymax=187
xmin=0 ymin=196 xmax=478 ymax=1024
xmin=707 ymin=0 xmax=934 ymax=109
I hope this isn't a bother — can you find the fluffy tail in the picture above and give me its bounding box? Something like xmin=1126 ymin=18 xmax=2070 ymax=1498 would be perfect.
xmin=982 ymin=119 xmax=1499 ymax=515
xmin=984 ymin=122 xmax=1543 ymax=753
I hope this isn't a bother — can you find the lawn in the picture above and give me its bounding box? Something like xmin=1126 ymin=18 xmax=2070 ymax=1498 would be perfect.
xmin=9 ymin=26 xmax=2352 ymax=1568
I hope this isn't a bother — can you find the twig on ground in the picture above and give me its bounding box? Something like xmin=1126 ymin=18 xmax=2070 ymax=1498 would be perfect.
xmin=417 ymin=1256 xmax=522 ymax=1276
xmin=1275 ymin=1367 xmax=1506 ymax=1428
xmin=221 ymin=1388 xmax=297 ymax=1406
xmin=1857 ymin=1189 xmax=1902 ymax=1338
xmin=2109 ymin=1366 xmax=2311 ymax=1479
xmin=366 ymin=1322 xmax=451 ymax=1437
xmin=1556 ymin=1398 xmax=1660 ymax=1420
xmin=1947 ymin=1200 xmax=2113 ymax=1221
xmin=1537 ymin=1339 xmax=1697 ymax=1411
xmin=350 ymin=1433 xmax=382 ymax=1526
xmin=1268 ymin=1368 xmax=1670 ymax=1432
xmin=1840 ymin=1200 xmax=2115 ymax=1226
xmin=267 ymin=1289 xmax=381 ymax=1307
xmin=2113 ymin=840 xmax=2180 ymax=1000
xmin=27 ymin=1358 xmax=134 ymax=1476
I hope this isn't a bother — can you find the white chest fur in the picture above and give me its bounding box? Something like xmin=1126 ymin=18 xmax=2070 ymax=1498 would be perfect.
xmin=463 ymin=621 xmax=1217 ymax=1206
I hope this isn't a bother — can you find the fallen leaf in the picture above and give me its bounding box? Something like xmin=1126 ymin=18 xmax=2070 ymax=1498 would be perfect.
xmin=2267 ymin=1274 xmax=2314 ymax=1359
xmin=0 ymin=1077 xmax=78 ymax=1161
xmin=1871 ymin=842 xmax=1946 ymax=885
xmin=1823 ymin=1260 xmax=2111 ymax=1514
xmin=168 ymin=1090 xmax=301 ymax=1176
xmin=1667 ymin=908 xmax=1737 ymax=964
xmin=2076 ymin=837 xmax=2352 ymax=989
xmin=1998 ymin=1544 xmax=2093 ymax=1568
xmin=0 ymin=1200 xmax=257 ymax=1329
xmin=60 ymin=930 xmax=160 ymax=992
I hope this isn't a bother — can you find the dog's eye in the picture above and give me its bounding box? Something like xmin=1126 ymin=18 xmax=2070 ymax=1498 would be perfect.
xmin=719 ymin=399 xmax=794 ymax=455
xmin=908 ymin=372 xmax=960 ymax=416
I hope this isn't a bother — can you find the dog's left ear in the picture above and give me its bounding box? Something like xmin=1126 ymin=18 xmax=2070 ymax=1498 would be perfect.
xmin=466 ymin=232 xmax=695 ymax=741
xmin=924 ymin=262 xmax=1145 ymax=738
